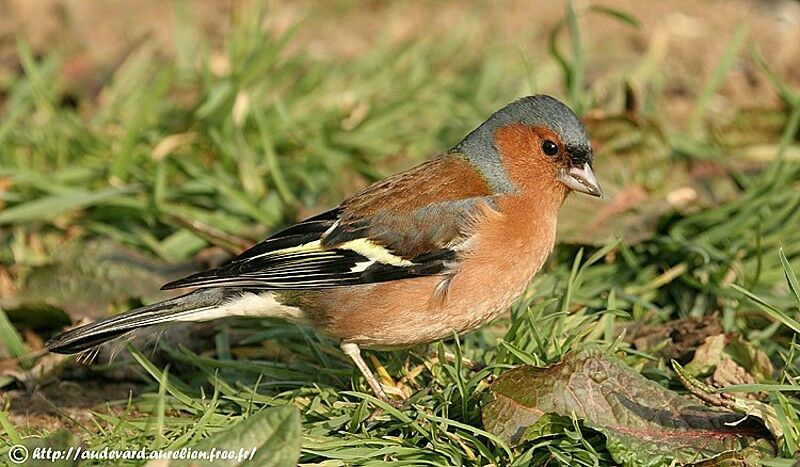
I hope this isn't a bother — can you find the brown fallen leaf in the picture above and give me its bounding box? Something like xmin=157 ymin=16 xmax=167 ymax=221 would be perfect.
xmin=713 ymin=358 xmax=756 ymax=391
xmin=725 ymin=335 xmax=775 ymax=383
xmin=685 ymin=334 xmax=729 ymax=375
xmin=684 ymin=333 xmax=774 ymax=401
xmin=483 ymin=349 xmax=773 ymax=466
xmin=1 ymin=351 xmax=68 ymax=391
xmin=623 ymin=314 xmax=724 ymax=362
xmin=673 ymin=360 xmax=784 ymax=450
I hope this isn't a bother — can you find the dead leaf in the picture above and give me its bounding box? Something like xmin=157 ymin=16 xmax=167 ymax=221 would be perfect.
xmin=683 ymin=333 xmax=774 ymax=401
xmin=673 ymin=360 xmax=784 ymax=449
xmin=725 ymin=335 xmax=774 ymax=382
xmin=483 ymin=349 xmax=773 ymax=465
xmin=623 ymin=315 xmax=724 ymax=362
xmin=685 ymin=334 xmax=728 ymax=375
xmin=713 ymin=358 xmax=756 ymax=389
xmin=1 ymin=351 xmax=68 ymax=390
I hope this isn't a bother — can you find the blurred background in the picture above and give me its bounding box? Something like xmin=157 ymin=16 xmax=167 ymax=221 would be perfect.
xmin=3 ymin=0 xmax=799 ymax=114
xmin=1 ymin=0 xmax=799 ymax=463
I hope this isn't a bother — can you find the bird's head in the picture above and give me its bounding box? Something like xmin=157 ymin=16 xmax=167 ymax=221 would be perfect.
xmin=454 ymin=95 xmax=602 ymax=200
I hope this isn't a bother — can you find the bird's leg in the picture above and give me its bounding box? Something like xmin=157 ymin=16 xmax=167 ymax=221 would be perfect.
xmin=340 ymin=342 xmax=391 ymax=402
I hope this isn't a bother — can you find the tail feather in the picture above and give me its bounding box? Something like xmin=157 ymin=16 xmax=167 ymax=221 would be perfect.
xmin=46 ymin=289 xmax=231 ymax=354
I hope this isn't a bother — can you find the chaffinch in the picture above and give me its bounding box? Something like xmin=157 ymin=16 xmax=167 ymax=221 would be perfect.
xmin=47 ymin=95 xmax=602 ymax=401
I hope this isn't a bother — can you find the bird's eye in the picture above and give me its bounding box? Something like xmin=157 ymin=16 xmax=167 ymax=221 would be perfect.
xmin=541 ymin=140 xmax=558 ymax=157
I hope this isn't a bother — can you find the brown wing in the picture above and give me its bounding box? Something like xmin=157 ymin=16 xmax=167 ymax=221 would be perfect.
xmin=325 ymin=154 xmax=495 ymax=257
xmin=162 ymin=153 xmax=496 ymax=290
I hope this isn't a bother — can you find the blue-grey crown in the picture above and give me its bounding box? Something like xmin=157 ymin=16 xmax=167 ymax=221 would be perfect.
xmin=454 ymin=95 xmax=593 ymax=193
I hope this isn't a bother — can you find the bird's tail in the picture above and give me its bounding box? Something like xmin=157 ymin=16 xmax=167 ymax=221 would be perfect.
xmin=46 ymin=288 xmax=234 ymax=354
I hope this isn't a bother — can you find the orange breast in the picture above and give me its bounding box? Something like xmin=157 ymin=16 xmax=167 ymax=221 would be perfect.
xmin=299 ymin=193 xmax=562 ymax=348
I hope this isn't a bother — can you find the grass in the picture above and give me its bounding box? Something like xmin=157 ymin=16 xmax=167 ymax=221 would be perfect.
xmin=1 ymin=2 xmax=799 ymax=466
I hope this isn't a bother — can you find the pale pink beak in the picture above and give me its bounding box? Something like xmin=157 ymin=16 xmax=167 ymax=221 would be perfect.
xmin=558 ymin=163 xmax=603 ymax=197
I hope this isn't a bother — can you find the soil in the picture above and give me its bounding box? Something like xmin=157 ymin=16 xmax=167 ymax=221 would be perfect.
xmin=2 ymin=379 xmax=141 ymax=433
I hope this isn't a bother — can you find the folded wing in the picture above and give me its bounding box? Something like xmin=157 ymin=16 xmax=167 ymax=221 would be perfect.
xmin=161 ymin=154 xmax=496 ymax=290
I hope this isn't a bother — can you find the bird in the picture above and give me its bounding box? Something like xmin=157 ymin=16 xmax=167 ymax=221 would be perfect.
xmin=46 ymin=95 xmax=602 ymax=402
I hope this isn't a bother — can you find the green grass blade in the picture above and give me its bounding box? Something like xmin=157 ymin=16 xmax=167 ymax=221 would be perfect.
xmin=779 ymin=248 xmax=800 ymax=310
xmin=0 ymin=410 xmax=24 ymax=445
xmin=566 ymin=0 xmax=585 ymax=114
xmin=0 ymin=307 xmax=30 ymax=368
xmin=0 ymin=186 xmax=136 ymax=225
xmin=689 ymin=24 xmax=748 ymax=135
xmin=731 ymin=284 xmax=800 ymax=334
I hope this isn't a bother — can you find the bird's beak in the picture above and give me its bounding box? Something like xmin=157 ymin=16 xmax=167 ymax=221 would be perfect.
xmin=558 ymin=163 xmax=603 ymax=198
